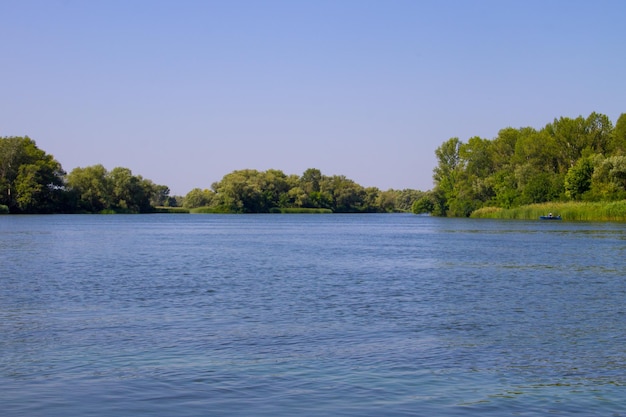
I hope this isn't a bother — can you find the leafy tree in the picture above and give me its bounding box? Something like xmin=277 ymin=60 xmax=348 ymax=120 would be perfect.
xmin=489 ymin=170 xmax=518 ymax=208
xmin=611 ymin=113 xmax=626 ymax=155
xmin=564 ymin=156 xmax=595 ymax=200
xmin=377 ymin=189 xmax=398 ymax=212
xmin=285 ymin=186 xmax=309 ymax=208
xmin=212 ymin=169 xmax=268 ymax=213
xmin=183 ymin=188 xmax=215 ymax=208
xmin=300 ymin=168 xmax=322 ymax=194
xmin=587 ymin=155 xmax=626 ymax=201
xmin=426 ymin=112 xmax=624 ymax=216
xmin=412 ymin=193 xmax=434 ymax=214
xmin=66 ymin=165 xmax=164 ymax=213
xmin=432 ymin=137 xmax=462 ymax=216
xmin=584 ymin=112 xmax=613 ymax=154
xmin=151 ymin=184 xmax=172 ymax=207
xmin=0 ymin=136 xmax=65 ymax=213
xmin=66 ymin=164 xmax=110 ymax=212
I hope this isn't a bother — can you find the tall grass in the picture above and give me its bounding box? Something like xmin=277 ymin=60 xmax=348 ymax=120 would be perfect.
xmin=189 ymin=206 xmax=233 ymax=214
xmin=153 ymin=207 xmax=190 ymax=214
xmin=270 ymin=207 xmax=333 ymax=214
xmin=471 ymin=201 xmax=626 ymax=221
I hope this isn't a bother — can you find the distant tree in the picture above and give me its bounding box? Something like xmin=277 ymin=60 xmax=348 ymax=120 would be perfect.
xmin=412 ymin=193 xmax=435 ymax=214
xmin=300 ymin=168 xmax=322 ymax=194
xmin=584 ymin=112 xmax=614 ymax=154
xmin=183 ymin=188 xmax=215 ymax=208
xmin=377 ymin=189 xmax=397 ymax=212
xmin=432 ymin=137 xmax=462 ymax=216
xmin=426 ymin=112 xmax=626 ymax=216
xmin=66 ymin=164 xmax=111 ymax=212
xmin=151 ymin=184 xmax=172 ymax=207
xmin=611 ymin=113 xmax=626 ymax=155
xmin=587 ymin=155 xmax=626 ymax=201
xmin=564 ymin=156 xmax=595 ymax=200
xmin=0 ymin=136 xmax=65 ymax=213
xmin=66 ymin=165 xmax=164 ymax=213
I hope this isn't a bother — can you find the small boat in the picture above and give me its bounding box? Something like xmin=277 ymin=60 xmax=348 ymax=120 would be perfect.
xmin=540 ymin=214 xmax=561 ymax=220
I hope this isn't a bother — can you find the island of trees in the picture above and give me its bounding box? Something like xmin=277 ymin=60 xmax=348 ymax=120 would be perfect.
xmin=2 ymin=111 xmax=624 ymax=217
xmin=414 ymin=112 xmax=626 ymax=219
xmin=0 ymin=136 xmax=423 ymax=214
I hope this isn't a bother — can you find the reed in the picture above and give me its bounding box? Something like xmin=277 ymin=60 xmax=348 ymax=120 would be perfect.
xmin=270 ymin=207 xmax=333 ymax=214
xmin=153 ymin=207 xmax=190 ymax=214
xmin=471 ymin=201 xmax=626 ymax=221
xmin=189 ymin=206 xmax=232 ymax=214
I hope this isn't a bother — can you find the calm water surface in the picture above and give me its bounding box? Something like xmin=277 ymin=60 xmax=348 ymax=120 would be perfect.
xmin=1 ymin=214 xmax=624 ymax=416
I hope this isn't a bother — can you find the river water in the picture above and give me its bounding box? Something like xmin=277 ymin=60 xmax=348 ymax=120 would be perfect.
xmin=1 ymin=214 xmax=624 ymax=416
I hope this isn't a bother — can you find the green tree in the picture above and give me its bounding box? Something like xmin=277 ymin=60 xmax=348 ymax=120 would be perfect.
xmin=67 ymin=165 xmax=164 ymax=213
xmin=108 ymin=167 xmax=159 ymax=213
xmin=584 ymin=112 xmax=613 ymax=154
xmin=320 ymin=175 xmax=368 ymax=212
xmin=300 ymin=168 xmax=322 ymax=194
xmin=432 ymin=137 xmax=462 ymax=216
xmin=564 ymin=156 xmax=594 ymax=200
xmin=412 ymin=193 xmax=434 ymax=214
xmin=66 ymin=164 xmax=111 ymax=212
xmin=212 ymin=169 xmax=269 ymax=213
xmin=183 ymin=188 xmax=215 ymax=208
xmin=151 ymin=184 xmax=172 ymax=207
xmin=587 ymin=155 xmax=626 ymax=201
xmin=0 ymin=136 xmax=65 ymax=213
xmin=611 ymin=113 xmax=626 ymax=155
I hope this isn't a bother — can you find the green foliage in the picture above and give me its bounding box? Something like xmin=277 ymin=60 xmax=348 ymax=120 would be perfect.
xmin=66 ymin=165 xmax=166 ymax=213
xmin=270 ymin=207 xmax=333 ymax=214
xmin=564 ymin=157 xmax=594 ymax=200
xmin=0 ymin=136 xmax=66 ymax=213
xmin=190 ymin=206 xmax=233 ymax=214
xmin=585 ymin=154 xmax=626 ymax=201
xmin=183 ymin=188 xmax=215 ymax=208
xmin=471 ymin=201 xmax=626 ymax=222
xmin=0 ymin=134 xmax=422 ymax=215
xmin=153 ymin=206 xmax=190 ymax=213
xmin=611 ymin=113 xmax=626 ymax=154
xmin=0 ymin=204 xmax=8 ymax=214
xmin=429 ymin=112 xmax=626 ymax=217
xmin=205 ymin=168 xmax=420 ymax=214
xmin=412 ymin=193 xmax=435 ymax=214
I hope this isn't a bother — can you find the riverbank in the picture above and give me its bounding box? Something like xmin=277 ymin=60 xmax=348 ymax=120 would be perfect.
xmin=471 ymin=201 xmax=626 ymax=221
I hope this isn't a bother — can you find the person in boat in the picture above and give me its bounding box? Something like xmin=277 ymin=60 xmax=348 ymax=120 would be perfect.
xmin=548 ymin=213 xmax=553 ymax=218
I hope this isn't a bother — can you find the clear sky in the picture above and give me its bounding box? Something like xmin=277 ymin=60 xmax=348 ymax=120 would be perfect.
xmin=2 ymin=0 xmax=625 ymax=195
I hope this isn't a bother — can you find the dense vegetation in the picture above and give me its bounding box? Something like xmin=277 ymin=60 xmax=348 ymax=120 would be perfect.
xmin=0 ymin=136 xmax=170 ymax=213
xmin=471 ymin=201 xmax=626 ymax=221
xmin=414 ymin=112 xmax=626 ymax=217
xmin=0 ymin=136 xmax=423 ymax=214
xmin=182 ymin=168 xmax=424 ymax=213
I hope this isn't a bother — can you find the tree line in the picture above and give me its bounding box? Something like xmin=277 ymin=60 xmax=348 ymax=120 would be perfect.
xmin=0 ymin=136 xmax=424 ymax=214
xmin=415 ymin=112 xmax=626 ymax=216
xmin=0 ymin=136 xmax=170 ymax=213
xmin=182 ymin=168 xmax=423 ymax=213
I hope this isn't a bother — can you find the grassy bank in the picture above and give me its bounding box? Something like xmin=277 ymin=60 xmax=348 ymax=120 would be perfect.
xmin=270 ymin=207 xmax=333 ymax=214
xmin=153 ymin=207 xmax=190 ymax=214
xmin=187 ymin=207 xmax=334 ymax=214
xmin=471 ymin=201 xmax=626 ymax=221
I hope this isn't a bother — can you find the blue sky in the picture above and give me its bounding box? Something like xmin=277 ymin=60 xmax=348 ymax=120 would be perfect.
xmin=2 ymin=0 xmax=625 ymax=195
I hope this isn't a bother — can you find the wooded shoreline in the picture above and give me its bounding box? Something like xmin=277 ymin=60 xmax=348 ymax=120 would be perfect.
xmin=3 ymin=111 xmax=625 ymax=217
